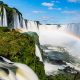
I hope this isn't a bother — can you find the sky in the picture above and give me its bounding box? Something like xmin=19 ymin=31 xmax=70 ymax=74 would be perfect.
xmin=1 ymin=0 xmax=80 ymax=24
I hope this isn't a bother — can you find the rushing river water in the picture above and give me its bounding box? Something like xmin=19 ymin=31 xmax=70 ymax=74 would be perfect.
xmin=0 ymin=56 xmax=39 ymax=80
xmin=39 ymin=24 xmax=80 ymax=75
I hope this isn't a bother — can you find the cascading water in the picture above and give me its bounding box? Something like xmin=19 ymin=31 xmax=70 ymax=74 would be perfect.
xmin=0 ymin=56 xmax=39 ymax=80
xmin=39 ymin=24 xmax=80 ymax=75
xmin=21 ymin=19 xmax=27 ymax=32
xmin=60 ymin=23 xmax=80 ymax=37
xmin=1 ymin=4 xmax=80 ymax=76
xmin=0 ymin=7 xmax=2 ymax=26
xmin=19 ymin=19 xmax=27 ymax=32
xmin=35 ymin=44 xmax=43 ymax=62
xmin=2 ymin=7 xmax=7 ymax=27
xmin=13 ymin=9 xmax=21 ymax=29
xmin=27 ymin=21 xmax=39 ymax=34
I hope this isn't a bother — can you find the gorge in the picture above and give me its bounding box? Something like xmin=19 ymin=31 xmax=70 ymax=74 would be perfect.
xmin=0 ymin=1 xmax=80 ymax=80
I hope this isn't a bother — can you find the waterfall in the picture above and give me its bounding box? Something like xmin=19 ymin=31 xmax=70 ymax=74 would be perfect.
xmin=19 ymin=15 xmax=23 ymax=28
xmin=39 ymin=24 xmax=59 ymax=33
xmin=27 ymin=21 xmax=39 ymax=34
xmin=13 ymin=9 xmax=21 ymax=29
xmin=0 ymin=56 xmax=39 ymax=80
xmin=22 ymin=19 xmax=27 ymax=30
xmin=39 ymin=23 xmax=80 ymax=37
xmin=59 ymin=23 xmax=80 ymax=37
xmin=35 ymin=45 xmax=43 ymax=62
xmin=39 ymin=23 xmax=80 ymax=75
xmin=19 ymin=19 xmax=27 ymax=32
xmin=14 ymin=63 xmax=39 ymax=80
xmin=3 ymin=7 xmax=7 ymax=27
xmin=0 ymin=7 xmax=2 ymax=26
xmin=39 ymin=24 xmax=80 ymax=56
xmin=0 ymin=69 xmax=17 ymax=80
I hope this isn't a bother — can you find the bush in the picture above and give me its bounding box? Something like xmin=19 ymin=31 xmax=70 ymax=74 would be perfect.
xmin=0 ymin=27 xmax=10 ymax=32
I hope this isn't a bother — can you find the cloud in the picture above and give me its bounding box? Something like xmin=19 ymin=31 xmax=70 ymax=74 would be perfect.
xmin=42 ymin=16 xmax=50 ymax=20
xmin=51 ymin=0 xmax=60 ymax=3
xmin=62 ymin=10 xmax=78 ymax=14
xmin=42 ymin=2 xmax=54 ymax=7
xmin=48 ymin=7 xmax=53 ymax=10
xmin=39 ymin=16 xmax=49 ymax=21
xmin=48 ymin=7 xmax=62 ymax=10
xmin=39 ymin=16 xmax=55 ymax=21
xmin=32 ymin=10 xmax=44 ymax=14
xmin=41 ymin=2 xmax=61 ymax=10
xmin=41 ymin=2 xmax=54 ymax=10
xmin=68 ymin=0 xmax=80 ymax=2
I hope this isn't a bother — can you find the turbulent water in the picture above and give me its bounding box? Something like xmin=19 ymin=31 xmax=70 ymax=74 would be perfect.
xmin=1 ymin=5 xmax=80 ymax=77
xmin=3 ymin=8 xmax=7 ymax=27
xmin=0 ymin=7 xmax=2 ymax=26
xmin=0 ymin=56 xmax=39 ymax=80
xmin=13 ymin=9 xmax=21 ymax=29
xmin=35 ymin=45 xmax=43 ymax=62
xmin=27 ymin=21 xmax=39 ymax=34
xmin=39 ymin=24 xmax=80 ymax=75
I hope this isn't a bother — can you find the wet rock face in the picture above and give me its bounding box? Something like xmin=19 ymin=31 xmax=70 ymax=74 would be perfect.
xmin=50 ymin=59 xmax=66 ymax=65
xmin=62 ymin=66 xmax=78 ymax=74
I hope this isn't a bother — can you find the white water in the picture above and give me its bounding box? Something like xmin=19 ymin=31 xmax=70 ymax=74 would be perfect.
xmin=39 ymin=24 xmax=80 ymax=75
xmin=14 ymin=63 xmax=39 ymax=80
xmin=20 ymin=20 xmax=39 ymax=33
xmin=1 ymin=6 xmax=80 ymax=76
xmin=0 ymin=57 xmax=39 ymax=80
xmin=19 ymin=23 xmax=80 ymax=75
xmin=20 ymin=19 xmax=27 ymax=32
xmin=0 ymin=7 xmax=2 ymax=26
xmin=0 ymin=7 xmax=7 ymax=27
xmin=60 ymin=24 xmax=80 ymax=37
xmin=0 ymin=69 xmax=16 ymax=80
xmin=3 ymin=8 xmax=7 ymax=27
xmin=27 ymin=21 xmax=39 ymax=34
xmin=22 ymin=19 xmax=27 ymax=29
xmin=44 ymin=61 xmax=65 ymax=75
xmin=39 ymin=24 xmax=80 ymax=57
xmin=13 ymin=9 xmax=21 ymax=29
xmin=35 ymin=45 xmax=43 ymax=62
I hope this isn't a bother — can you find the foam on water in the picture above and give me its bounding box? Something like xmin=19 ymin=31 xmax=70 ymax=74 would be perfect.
xmin=39 ymin=25 xmax=80 ymax=57
xmin=44 ymin=61 xmax=65 ymax=75
xmin=39 ymin=24 xmax=80 ymax=75
xmin=14 ymin=63 xmax=39 ymax=80
xmin=0 ymin=57 xmax=39 ymax=80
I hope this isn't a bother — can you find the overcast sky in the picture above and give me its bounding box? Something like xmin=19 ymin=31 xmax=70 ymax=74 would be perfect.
xmin=2 ymin=0 xmax=80 ymax=24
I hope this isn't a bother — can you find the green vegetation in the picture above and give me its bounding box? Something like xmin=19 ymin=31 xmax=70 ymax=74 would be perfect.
xmin=0 ymin=1 xmax=13 ymax=27
xmin=0 ymin=27 xmax=80 ymax=80
xmin=0 ymin=27 xmax=34 ymax=61
xmin=5 ymin=6 xmax=13 ymax=27
xmin=0 ymin=1 xmax=22 ymax=27
xmin=0 ymin=27 xmax=46 ymax=80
